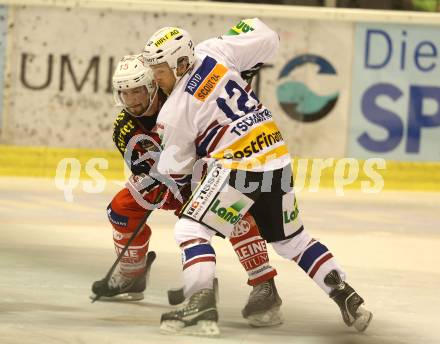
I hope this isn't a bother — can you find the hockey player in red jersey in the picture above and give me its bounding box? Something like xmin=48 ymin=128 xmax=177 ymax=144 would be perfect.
xmin=91 ymin=54 xmax=282 ymax=327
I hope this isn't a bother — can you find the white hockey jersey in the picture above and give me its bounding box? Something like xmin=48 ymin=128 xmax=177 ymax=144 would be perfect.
xmin=155 ymin=18 xmax=291 ymax=177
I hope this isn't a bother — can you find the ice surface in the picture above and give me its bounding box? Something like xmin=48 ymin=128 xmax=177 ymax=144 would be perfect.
xmin=1 ymin=177 xmax=439 ymax=344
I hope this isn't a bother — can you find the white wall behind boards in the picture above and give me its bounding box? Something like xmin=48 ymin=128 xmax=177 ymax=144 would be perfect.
xmin=0 ymin=5 xmax=352 ymax=158
xmin=0 ymin=1 xmax=438 ymax=161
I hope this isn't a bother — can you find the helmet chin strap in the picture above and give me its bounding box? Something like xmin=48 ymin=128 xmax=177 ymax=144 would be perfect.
xmin=170 ymin=64 xmax=194 ymax=93
xmin=126 ymin=86 xmax=159 ymax=118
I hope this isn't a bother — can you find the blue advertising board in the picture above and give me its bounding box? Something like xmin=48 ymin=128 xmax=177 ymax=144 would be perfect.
xmin=349 ymin=23 xmax=440 ymax=161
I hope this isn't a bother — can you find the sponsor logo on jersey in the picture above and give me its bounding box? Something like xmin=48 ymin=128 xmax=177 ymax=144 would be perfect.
xmin=185 ymin=164 xmax=229 ymax=219
xmin=283 ymin=197 xmax=299 ymax=224
xmin=113 ymin=111 xmax=137 ymax=153
xmin=112 ymin=228 xmax=125 ymax=241
xmin=107 ymin=205 xmax=128 ymax=227
xmin=153 ymin=28 xmax=181 ymax=48
xmin=227 ymin=19 xmax=255 ymax=35
xmin=212 ymin=121 xmax=290 ymax=169
xmin=281 ymin=191 xmax=303 ymax=237
xmin=210 ymin=199 xmax=247 ymax=225
xmin=235 ymin=240 xmax=267 ymax=260
xmin=216 ymin=122 xmax=284 ymax=160
xmin=249 ymin=264 xmax=271 ymax=276
xmin=229 ymin=109 xmax=273 ymax=137
xmin=231 ymin=218 xmax=251 ymax=237
xmin=115 ymin=247 xmax=140 ymax=259
xmin=185 ymin=56 xmax=227 ymax=102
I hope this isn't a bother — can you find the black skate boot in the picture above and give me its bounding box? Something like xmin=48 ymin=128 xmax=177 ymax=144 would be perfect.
xmin=90 ymin=251 xmax=156 ymax=302
xmin=242 ymin=278 xmax=283 ymax=327
xmin=160 ymin=288 xmax=219 ymax=337
xmin=91 ymin=269 xmax=146 ymax=301
xmin=324 ymin=270 xmax=373 ymax=332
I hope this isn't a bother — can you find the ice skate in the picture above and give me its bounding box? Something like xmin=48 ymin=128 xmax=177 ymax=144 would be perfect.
xmin=90 ymin=269 xmax=146 ymax=301
xmin=242 ymin=278 xmax=283 ymax=327
xmin=168 ymin=277 xmax=219 ymax=305
xmin=160 ymin=288 xmax=219 ymax=337
xmin=90 ymin=251 xmax=155 ymax=302
xmin=324 ymin=270 xmax=373 ymax=332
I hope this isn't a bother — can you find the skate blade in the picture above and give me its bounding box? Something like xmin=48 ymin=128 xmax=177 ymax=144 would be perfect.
xmin=247 ymin=306 xmax=283 ymax=327
xmin=160 ymin=320 xmax=220 ymax=337
xmin=89 ymin=292 xmax=144 ymax=302
xmin=353 ymin=306 xmax=373 ymax=332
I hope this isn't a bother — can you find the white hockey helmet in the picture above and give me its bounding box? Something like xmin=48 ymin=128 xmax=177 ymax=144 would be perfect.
xmin=112 ymin=54 xmax=158 ymax=117
xmin=143 ymin=27 xmax=195 ymax=81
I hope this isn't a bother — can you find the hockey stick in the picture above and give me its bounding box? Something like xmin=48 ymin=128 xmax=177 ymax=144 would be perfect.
xmin=91 ymin=186 xmax=167 ymax=303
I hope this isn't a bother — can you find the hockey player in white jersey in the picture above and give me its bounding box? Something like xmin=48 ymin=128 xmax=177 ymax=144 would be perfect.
xmin=91 ymin=53 xmax=284 ymax=326
xmin=143 ymin=18 xmax=372 ymax=336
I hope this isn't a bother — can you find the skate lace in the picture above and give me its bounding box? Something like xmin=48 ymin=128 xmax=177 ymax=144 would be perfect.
xmin=189 ymin=289 xmax=206 ymax=303
xmin=108 ymin=271 xmax=132 ymax=289
xmin=250 ymin=281 xmax=271 ymax=300
xmin=185 ymin=289 xmax=211 ymax=311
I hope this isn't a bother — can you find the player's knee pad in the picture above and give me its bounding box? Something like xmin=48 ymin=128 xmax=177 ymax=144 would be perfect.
xmin=107 ymin=189 xmax=152 ymax=268
xmin=109 ymin=188 xmax=137 ymax=213
xmin=107 ymin=200 xmax=152 ymax=240
xmin=174 ymin=217 xmax=215 ymax=246
xmin=108 ymin=189 xmax=143 ymax=230
xmin=108 ymin=188 xmax=151 ymax=235
xmin=107 ymin=200 xmax=129 ymax=232
xmin=271 ymin=230 xmax=312 ymax=260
